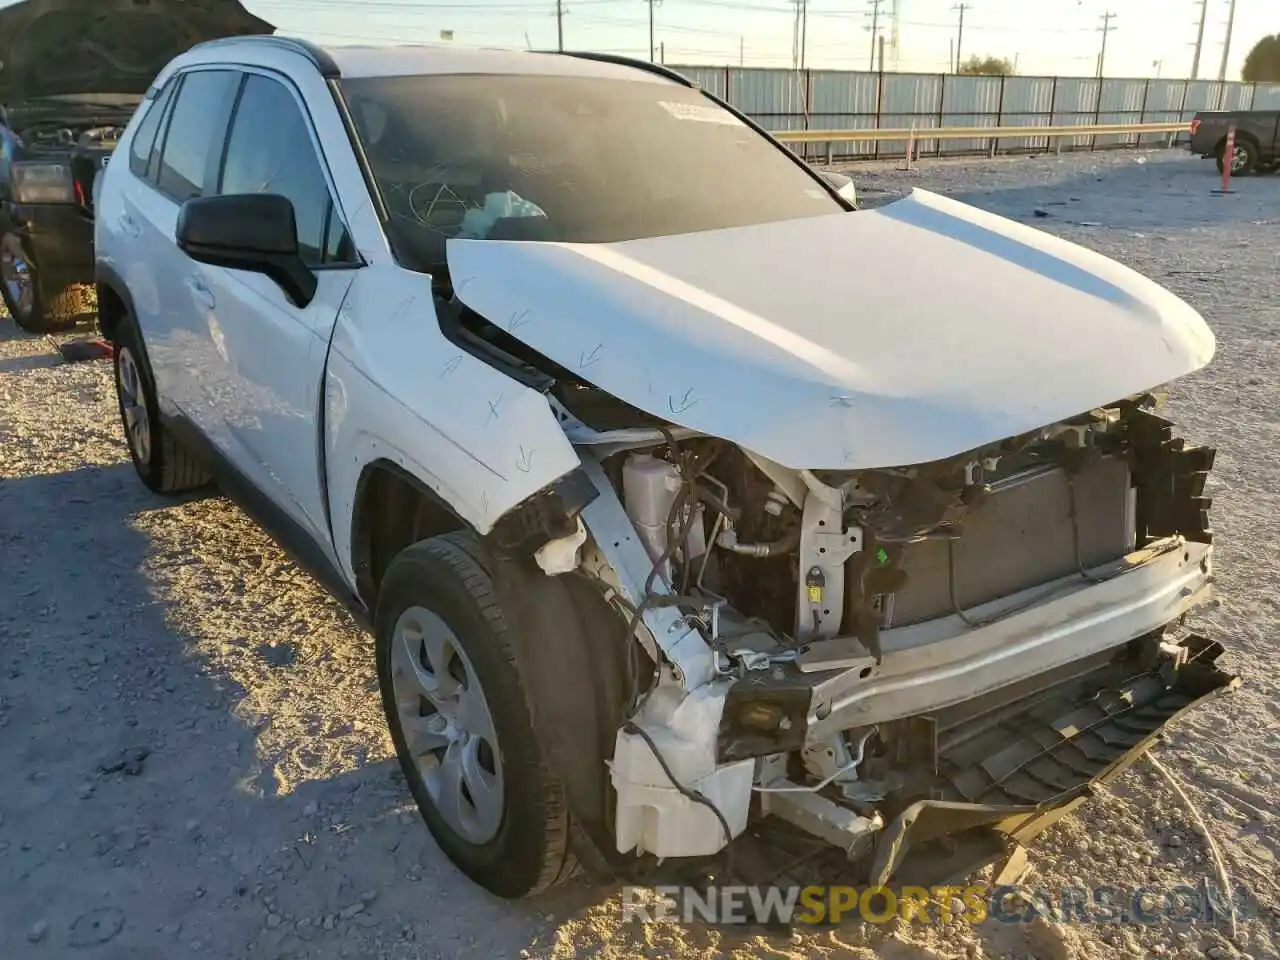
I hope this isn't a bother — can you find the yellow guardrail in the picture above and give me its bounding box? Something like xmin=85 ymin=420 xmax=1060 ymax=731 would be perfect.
xmin=772 ymin=121 xmax=1189 ymax=163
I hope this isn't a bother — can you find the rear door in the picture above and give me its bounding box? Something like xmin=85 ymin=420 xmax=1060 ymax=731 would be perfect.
xmin=121 ymin=68 xmax=241 ymax=421
xmin=194 ymin=70 xmax=359 ymax=544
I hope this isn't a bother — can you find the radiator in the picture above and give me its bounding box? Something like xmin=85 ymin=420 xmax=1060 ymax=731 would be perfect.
xmin=877 ymin=456 xmax=1136 ymax=629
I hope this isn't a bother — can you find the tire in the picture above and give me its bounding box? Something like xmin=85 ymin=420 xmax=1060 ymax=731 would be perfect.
xmin=1216 ymin=137 xmax=1259 ymax=176
xmin=375 ymin=534 xmax=576 ymax=898
xmin=112 ymin=310 xmax=210 ymax=494
xmin=0 ymin=229 xmax=75 ymax=334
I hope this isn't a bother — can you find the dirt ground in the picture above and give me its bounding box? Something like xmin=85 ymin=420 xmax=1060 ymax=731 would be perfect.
xmin=1 ymin=149 xmax=1278 ymax=960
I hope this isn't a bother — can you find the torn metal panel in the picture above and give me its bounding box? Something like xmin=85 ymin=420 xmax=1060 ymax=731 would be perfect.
xmin=576 ymin=455 xmax=718 ymax=689
xmin=446 ymin=188 xmax=1215 ymax=471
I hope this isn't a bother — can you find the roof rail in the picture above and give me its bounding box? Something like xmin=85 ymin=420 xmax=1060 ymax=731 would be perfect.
xmin=554 ymin=51 xmax=693 ymax=87
xmin=189 ymin=35 xmax=341 ymax=79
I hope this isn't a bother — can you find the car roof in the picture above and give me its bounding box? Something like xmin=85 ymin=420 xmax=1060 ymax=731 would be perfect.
xmin=325 ymin=44 xmax=672 ymax=83
xmin=187 ymin=36 xmax=677 ymax=85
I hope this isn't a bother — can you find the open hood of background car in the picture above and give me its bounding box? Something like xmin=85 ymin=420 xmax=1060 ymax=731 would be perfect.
xmin=447 ymin=188 xmax=1216 ymax=471
xmin=0 ymin=0 xmax=273 ymax=104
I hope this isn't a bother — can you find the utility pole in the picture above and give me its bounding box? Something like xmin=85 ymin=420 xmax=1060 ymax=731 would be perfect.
xmin=1217 ymin=0 xmax=1237 ymax=82
xmin=800 ymin=0 xmax=809 ymax=71
xmin=791 ymin=0 xmax=801 ymax=70
xmin=556 ymin=0 xmax=563 ymax=51
xmin=1097 ymin=11 xmax=1116 ymax=79
xmin=878 ymin=33 xmax=886 ymax=73
xmin=739 ymin=35 xmax=744 ymax=67
xmin=647 ymin=0 xmax=656 ymax=61
xmin=1190 ymin=0 xmax=1207 ymax=79
xmin=952 ymin=2 xmax=968 ymax=73
xmin=867 ymin=0 xmax=885 ymax=72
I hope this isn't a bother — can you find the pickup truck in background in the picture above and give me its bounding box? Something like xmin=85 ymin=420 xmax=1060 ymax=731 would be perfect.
xmin=1188 ymin=109 xmax=1280 ymax=176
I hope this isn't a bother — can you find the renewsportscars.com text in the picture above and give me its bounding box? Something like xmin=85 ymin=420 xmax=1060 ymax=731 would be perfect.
xmin=620 ymin=879 xmax=1256 ymax=927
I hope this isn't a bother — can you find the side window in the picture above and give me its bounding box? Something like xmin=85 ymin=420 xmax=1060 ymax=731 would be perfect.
xmin=155 ymin=70 xmax=241 ymax=201
xmin=219 ymin=74 xmax=348 ymax=267
xmin=323 ymin=202 xmax=354 ymax=263
xmin=145 ymin=76 xmax=181 ymax=183
xmin=128 ymin=81 xmax=176 ymax=178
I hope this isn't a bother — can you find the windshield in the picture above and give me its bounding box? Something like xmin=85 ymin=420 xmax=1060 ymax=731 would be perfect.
xmin=337 ymin=73 xmax=844 ymax=273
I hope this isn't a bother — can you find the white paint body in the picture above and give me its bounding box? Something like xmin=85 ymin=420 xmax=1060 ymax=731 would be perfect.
xmin=95 ymin=40 xmax=1219 ymax=866
xmin=449 ymin=187 xmax=1215 ymax=470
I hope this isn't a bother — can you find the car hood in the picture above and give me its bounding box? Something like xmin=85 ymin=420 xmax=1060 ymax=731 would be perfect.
xmin=446 ymin=188 xmax=1216 ymax=470
xmin=0 ymin=0 xmax=273 ymax=104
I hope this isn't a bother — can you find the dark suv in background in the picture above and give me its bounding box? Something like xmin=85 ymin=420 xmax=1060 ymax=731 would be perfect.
xmin=0 ymin=0 xmax=271 ymax=333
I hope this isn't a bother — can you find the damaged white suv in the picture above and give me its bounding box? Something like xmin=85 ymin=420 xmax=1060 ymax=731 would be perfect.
xmin=96 ymin=37 xmax=1236 ymax=899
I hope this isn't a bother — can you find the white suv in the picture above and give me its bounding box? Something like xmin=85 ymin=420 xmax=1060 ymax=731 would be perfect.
xmin=96 ymin=37 xmax=1235 ymax=902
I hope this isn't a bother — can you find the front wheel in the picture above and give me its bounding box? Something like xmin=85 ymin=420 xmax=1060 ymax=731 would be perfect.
xmin=112 ymin=311 xmax=209 ymax=494
xmin=375 ymin=534 xmax=576 ymax=898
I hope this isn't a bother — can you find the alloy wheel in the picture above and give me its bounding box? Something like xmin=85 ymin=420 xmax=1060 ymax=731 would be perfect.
xmin=116 ymin=346 xmax=152 ymax=466
xmin=0 ymin=233 xmax=34 ymax=320
xmin=390 ymin=605 xmax=504 ymax=844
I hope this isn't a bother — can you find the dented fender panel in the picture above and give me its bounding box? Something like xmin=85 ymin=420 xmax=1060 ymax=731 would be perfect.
xmin=325 ymin=267 xmax=581 ymax=583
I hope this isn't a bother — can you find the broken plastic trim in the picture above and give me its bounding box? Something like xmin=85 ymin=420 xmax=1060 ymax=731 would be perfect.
xmin=868 ymin=633 xmax=1239 ymax=885
xmin=1126 ymin=408 xmax=1216 ymax=545
xmin=485 ymin=467 xmax=599 ymax=557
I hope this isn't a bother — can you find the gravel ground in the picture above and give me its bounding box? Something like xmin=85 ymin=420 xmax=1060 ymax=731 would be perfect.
xmin=1 ymin=147 xmax=1278 ymax=960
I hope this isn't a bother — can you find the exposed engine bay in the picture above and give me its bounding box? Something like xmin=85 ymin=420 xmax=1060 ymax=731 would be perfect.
xmin=12 ymin=120 xmax=122 ymax=214
xmin=540 ymin=389 xmax=1234 ymax=879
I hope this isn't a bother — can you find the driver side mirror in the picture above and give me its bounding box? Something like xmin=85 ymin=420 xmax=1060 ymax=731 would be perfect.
xmin=176 ymin=193 xmax=318 ymax=308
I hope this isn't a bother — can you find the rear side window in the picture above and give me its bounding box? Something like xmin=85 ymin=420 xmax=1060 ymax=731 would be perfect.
xmin=128 ymin=82 xmax=176 ymax=178
xmin=155 ymin=69 xmax=241 ymax=201
xmin=218 ymin=73 xmax=349 ymax=266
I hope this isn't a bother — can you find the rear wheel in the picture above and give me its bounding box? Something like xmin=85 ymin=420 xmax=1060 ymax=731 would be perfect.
xmin=1216 ymin=137 xmax=1259 ymax=176
xmin=375 ymin=534 xmax=576 ymax=898
xmin=112 ymin=311 xmax=209 ymax=494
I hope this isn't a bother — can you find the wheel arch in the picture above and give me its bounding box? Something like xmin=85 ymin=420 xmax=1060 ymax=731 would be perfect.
xmin=1216 ymin=129 xmax=1261 ymax=154
xmin=350 ymin=458 xmax=471 ymax=609
xmin=95 ymin=263 xmax=137 ymax=342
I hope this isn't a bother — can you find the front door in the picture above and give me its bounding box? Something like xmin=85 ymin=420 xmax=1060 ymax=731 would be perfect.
xmin=193 ymin=71 xmax=360 ymax=545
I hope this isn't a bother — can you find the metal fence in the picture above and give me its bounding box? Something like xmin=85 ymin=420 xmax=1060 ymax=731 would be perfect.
xmin=668 ymin=66 xmax=1280 ymax=160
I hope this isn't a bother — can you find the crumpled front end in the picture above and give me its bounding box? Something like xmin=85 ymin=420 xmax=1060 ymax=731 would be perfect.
xmin=501 ymin=390 xmax=1237 ymax=885
xmin=441 ymin=188 xmax=1234 ymax=883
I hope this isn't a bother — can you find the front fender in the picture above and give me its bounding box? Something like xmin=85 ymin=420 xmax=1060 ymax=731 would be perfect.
xmin=324 ymin=266 xmax=581 ymax=585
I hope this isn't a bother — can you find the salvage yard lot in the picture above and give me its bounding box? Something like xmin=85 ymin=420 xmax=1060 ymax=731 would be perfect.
xmin=1 ymin=149 xmax=1278 ymax=960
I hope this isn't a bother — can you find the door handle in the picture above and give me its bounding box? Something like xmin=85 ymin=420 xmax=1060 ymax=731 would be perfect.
xmin=186 ymin=275 xmax=216 ymax=310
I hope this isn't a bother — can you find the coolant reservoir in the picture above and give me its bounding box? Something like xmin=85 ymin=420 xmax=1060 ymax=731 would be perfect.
xmin=622 ymin=454 xmax=682 ymax=566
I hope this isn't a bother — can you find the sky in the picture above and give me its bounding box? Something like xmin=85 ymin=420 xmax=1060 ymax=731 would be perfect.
xmin=0 ymin=0 xmax=1268 ymax=79
xmin=235 ymin=0 xmax=1272 ymax=78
